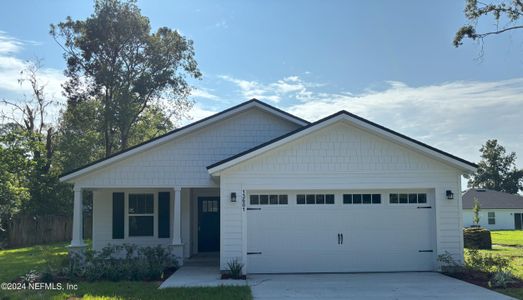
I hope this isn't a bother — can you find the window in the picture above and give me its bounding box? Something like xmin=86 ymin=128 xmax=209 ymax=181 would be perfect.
xmin=297 ymin=194 xmax=305 ymax=205
xmin=202 ymin=199 xmax=218 ymax=212
xmin=343 ymin=194 xmax=381 ymax=205
xmin=389 ymin=193 xmax=428 ymax=205
xmin=488 ymin=212 xmax=495 ymax=225
xmin=297 ymin=194 xmax=335 ymax=205
xmin=128 ymin=194 xmax=154 ymax=237
xmin=250 ymin=194 xmax=288 ymax=205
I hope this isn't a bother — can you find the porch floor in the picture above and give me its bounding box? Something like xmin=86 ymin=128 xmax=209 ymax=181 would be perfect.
xmin=159 ymin=252 xmax=247 ymax=288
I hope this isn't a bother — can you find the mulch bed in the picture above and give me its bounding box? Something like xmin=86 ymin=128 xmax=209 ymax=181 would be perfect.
xmin=220 ymin=273 xmax=246 ymax=280
xmin=444 ymin=271 xmax=523 ymax=289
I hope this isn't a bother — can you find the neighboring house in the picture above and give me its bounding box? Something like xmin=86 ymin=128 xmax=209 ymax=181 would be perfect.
xmin=463 ymin=189 xmax=523 ymax=230
xmin=60 ymin=99 xmax=477 ymax=274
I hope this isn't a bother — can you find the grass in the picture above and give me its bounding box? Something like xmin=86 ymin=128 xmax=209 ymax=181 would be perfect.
xmin=0 ymin=242 xmax=68 ymax=283
xmin=466 ymin=230 xmax=523 ymax=299
xmin=0 ymin=243 xmax=252 ymax=300
xmin=491 ymin=230 xmax=523 ymax=247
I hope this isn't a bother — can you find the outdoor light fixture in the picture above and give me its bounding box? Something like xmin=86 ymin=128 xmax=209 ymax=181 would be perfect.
xmin=446 ymin=190 xmax=454 ymax=200
xmin=231 ymin=192 xmax=237 ymax=202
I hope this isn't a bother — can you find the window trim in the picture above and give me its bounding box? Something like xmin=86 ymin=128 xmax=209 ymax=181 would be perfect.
xmin=128 ymin=193 xmax=155 ymax=237
xmin=488 ymin=212 xmax=496 ymax=225
xmin=342 ymin=193 xmax=381 ymax=205
xmin=389 ymin=193 xmax=428 ymax=205
xmin=249 ymin=194 xmax=289 ymax=206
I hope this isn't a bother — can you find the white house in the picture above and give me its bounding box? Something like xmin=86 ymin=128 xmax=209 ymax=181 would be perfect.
xmin=463 ymin=188 xmax=523 ymax=230
xmin=60 ymin=99 xmax=477 ymax=274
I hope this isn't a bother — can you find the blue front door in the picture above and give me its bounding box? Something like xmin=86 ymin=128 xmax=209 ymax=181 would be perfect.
xmin=198 ymin=197 xmax=220 ymax=252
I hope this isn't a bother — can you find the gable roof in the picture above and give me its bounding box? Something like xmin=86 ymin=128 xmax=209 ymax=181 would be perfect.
xmin=462 ymin=189 xmax=523 ymax=209
xmin=207 ymin=110 xmax=478 ymax=174
xmin=60 ymin=99 xmax=309 ymax=182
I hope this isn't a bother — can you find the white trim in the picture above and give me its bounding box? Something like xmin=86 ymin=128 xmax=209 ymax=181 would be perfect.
xmin=208 ymin=114 xmax=477 ymax=175
xmin=60 ymin=101 xmax=308 ymax=183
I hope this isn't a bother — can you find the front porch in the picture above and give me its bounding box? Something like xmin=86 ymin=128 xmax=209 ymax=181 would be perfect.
xmin=69 ymin=186 xmax=221 ymax=265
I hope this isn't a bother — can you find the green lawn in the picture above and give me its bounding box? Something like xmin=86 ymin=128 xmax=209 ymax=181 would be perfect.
xmin=0 ymin=243 xmax=252 ymax=300
xmin=470 ymin=230 xmax=523 ymax=299
xmin=491 ymin=230 xmax=523 ymax=247
xmin=0 ymin=242 xmax=68 ymax=283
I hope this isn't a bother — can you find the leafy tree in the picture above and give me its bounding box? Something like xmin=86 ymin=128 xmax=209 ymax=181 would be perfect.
xmin=472 ymin=197 xmax=481 ymax=226
xmin=50 ymin=0 xmax=201 ymax=156
xmin=0 ymin=125 xmax=31 ymax=234
xmin=454 ymin=0 xmax=523 ymax=47
xmin=0 ymin=61 xmax=72 ymax=224
xmin=467 ymin=139 xmax=523 ymax=194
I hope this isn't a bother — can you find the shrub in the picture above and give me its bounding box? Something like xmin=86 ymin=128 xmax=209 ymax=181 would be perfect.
xmin=465 ymin=249 xmax=511 ymax=274
xmin=226 ymin=258 xmax=244 ymax=279
xmin=437 ymin=251 xmax=465 ymax=273
xmin=68 ymin=244 xmax=178 ymax=282
xmin=463 ymin=227 xmax=492 ymax=249
xmin=489 ymin=271 xmax=515 ymax=288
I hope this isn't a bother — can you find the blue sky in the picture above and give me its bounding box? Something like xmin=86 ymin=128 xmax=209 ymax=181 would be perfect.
xmin=1 ymin=0 xmax=522 ymax=172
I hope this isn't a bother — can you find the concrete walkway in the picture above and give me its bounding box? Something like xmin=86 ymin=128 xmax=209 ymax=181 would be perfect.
xmin=159 ymin=253 xmax=247 ymax=288
xmin=248 ymin=272 xmax=513 ymax=300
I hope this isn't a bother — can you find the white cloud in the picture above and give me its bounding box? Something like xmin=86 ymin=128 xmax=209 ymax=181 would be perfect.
xmin=0 ymin=31 xmax=65 ymax=101
xmin=0 ymin=31 xmax=66 ymax=124
xmin=285 ymin=79 xmax=523 ymax=167
xmin=218 ymin=74 xmax=314 ymax=103
xmin=185 ymin=104 xmax=218 ymax=124
xmin=190 ymin=87 xmax=220 ymax=100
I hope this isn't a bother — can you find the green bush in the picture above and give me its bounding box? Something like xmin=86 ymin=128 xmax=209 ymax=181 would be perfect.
xmin=463 ymin=227 xmax=492 ymax=249
xmin=226 ymin=258 xmax=244 ymax=279
xmin=465 ymin=249 xmax=511 ymax=274
xmin=68 ymin=244 xmax=178 ymax=282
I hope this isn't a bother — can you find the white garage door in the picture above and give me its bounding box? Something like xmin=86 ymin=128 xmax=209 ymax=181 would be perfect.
xmin=246 ymin=190 xmax=436 ymax=273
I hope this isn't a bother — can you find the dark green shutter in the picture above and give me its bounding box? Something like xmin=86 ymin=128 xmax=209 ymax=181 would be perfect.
xmin=158 ymin=192 xmax=170 ymax=238
xmin=112 ymin=192 xmax=125 ymax=239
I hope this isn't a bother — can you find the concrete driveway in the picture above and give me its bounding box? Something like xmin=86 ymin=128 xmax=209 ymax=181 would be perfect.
xmin=247 ymin=272 xmax=513 ymax=300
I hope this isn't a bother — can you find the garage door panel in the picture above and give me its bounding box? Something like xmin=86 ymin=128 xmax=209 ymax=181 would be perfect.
xmin=247 ymin=190 xmax=435 ymax=273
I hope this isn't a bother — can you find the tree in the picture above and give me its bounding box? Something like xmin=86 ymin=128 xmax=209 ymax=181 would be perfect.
xmin=472 ymin=197 xmax=481 ymax=226
xmin=454 ymin=0 xmax=523 ymax=47
xmin=467 ymin=139 xmax=523 ymax=193
xmin=0 ymin=61 xmax=73 ymax=234
xmin=50 ymin=0 xmax=201 ymax=157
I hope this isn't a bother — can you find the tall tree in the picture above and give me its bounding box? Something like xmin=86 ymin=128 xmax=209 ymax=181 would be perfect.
xmin=454 ymin=0 xmax=523 ymax=47
xmin=467 ymin=139 xmax=523 ymax=193
xmin=0 ymin=60 xmax=72 ymax=221
xmin=50 ymin=0 xmax=201 ymax=156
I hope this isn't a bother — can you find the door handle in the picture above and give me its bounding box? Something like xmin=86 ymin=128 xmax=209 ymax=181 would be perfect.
xmin=337 ymin=233 xmax=341 ymax=245
xmin=341 ymin=233 xmax=343 ymax=245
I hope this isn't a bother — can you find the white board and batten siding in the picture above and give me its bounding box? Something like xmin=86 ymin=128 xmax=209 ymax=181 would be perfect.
xmin=219 ymin=121 xmax=464 ymax=273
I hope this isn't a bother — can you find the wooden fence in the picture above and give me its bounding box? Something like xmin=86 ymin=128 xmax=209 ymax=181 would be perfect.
xmin=7 ymin=215 xmax=92 ymax=248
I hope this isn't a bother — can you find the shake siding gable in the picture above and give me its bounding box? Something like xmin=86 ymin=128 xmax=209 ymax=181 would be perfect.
xmin=73 ymin=108 xmax=301 ymax=188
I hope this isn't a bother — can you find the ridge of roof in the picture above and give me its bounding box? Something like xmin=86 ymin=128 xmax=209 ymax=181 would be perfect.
xmin=207 ymin=110 xmax=478 ymax=171
xmin=60 ymin=98 xmax=309 ymax=180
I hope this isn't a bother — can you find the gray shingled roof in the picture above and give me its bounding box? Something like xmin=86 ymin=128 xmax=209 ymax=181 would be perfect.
xmin=462 ymin=189 xmax=523 ymax=209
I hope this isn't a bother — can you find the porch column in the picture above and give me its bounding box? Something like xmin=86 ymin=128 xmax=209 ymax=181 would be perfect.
xmin=70 ymin=186 xmax=85 ymax=247
xmin=173 ymin=187 xmax=182 ymax=245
